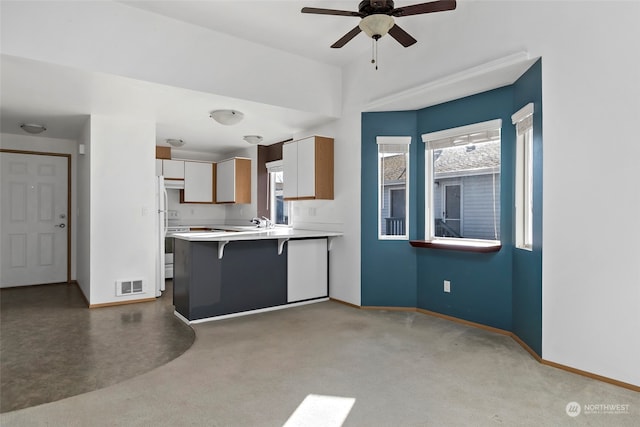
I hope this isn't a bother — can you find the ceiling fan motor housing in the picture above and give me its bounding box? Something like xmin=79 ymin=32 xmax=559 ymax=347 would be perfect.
xmin=359 ymin=0 xmax=395 ymax=16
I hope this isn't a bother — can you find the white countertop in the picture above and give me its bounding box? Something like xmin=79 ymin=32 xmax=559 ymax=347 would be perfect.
xmin=171 ymin=228 xmax=342 ymax=242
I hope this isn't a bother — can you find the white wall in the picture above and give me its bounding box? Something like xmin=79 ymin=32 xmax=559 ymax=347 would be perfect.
xmin=291 ymin=117 xmax=362 ymax=305
xmin=0 ymin=133 xmax=79 ymax=284
xmin=88 ymin=115 xmax=156 ymax=305
xmin=0 ymin=0 xmax=341 ymax=118
xmin=533 ymin=4 xmax=640 ymax=387
xmin=337 ymin=1 xmax=640 ymax=386
xmin=77 ymin=120 xmax=91 ymax=299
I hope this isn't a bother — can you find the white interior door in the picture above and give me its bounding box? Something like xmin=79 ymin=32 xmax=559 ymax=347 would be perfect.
xmin=1 ymin=152 xmax=69 ymax=287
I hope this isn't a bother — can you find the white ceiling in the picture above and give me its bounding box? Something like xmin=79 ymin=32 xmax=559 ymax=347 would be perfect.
xmin=117 ymin=0 xmax=431 ymax=67
xmin=0 ymin=1 xmax=463 ymax=154
xmin=0 ymin=55 xmax=334 ymax=154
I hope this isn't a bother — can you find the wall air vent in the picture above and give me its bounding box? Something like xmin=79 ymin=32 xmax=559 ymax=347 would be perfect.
xmin=116 ymin=279 xmax=144 ymax=296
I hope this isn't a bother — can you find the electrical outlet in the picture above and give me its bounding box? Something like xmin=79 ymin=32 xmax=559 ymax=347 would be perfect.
xmin=444 ymin=280 xmax=451 ymax=293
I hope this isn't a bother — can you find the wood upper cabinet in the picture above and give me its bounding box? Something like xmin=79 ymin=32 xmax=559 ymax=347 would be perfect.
xmin=283 ymin=136 xmax=333 ymax=200
xmin=155 ymin=146 xmax=171 ymax=160
xmin=216 ymin=157 xmax=251 ymax=204
xmin=181 ymin=161 xmax=215 ymax=204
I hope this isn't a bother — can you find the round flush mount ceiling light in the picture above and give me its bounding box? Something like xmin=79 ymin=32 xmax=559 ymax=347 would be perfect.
xmin=166 ymin=138 xmax=185 ymax=147
xmin=20 ymin=123 xmax=47 ymax=134
xmin=243 ymin=135 xmax=263 ymax=145
xmin=210 ymin=110 xmax=244 ymax=126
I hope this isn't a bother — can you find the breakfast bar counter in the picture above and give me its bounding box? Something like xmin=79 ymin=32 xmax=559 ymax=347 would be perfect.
xmin=171 ymin=229 xmax=341 ymax=323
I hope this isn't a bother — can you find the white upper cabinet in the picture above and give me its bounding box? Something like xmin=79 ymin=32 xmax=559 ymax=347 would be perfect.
xmin=162 ymin=159 xmax=185 ymax=180
xmin=283 ymin=136 xmax=333 ymax=200
xmin=215 ymin=157 xmax=251 ymax=204
xmin=181 ymin=161 xmax=214 ymax=203
xmin=282 ymin=142 xmax=298 ymax=200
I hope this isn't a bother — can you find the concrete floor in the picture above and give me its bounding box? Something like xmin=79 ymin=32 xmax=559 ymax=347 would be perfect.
xmin=0 ymin=281 xmax=194 ymax=412
xmin=1 ymin=290 xmax=638 ymax=426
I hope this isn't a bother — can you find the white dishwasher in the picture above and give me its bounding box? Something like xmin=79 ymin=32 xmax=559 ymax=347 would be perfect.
xmin=287 ymin=238 xmax=328 ymax=302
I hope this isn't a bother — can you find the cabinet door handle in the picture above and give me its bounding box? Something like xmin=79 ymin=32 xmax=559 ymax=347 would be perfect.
xmin=55 ymin=223 xmax=66 ymax=228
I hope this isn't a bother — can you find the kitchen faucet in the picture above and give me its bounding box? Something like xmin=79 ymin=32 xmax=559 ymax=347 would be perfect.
xmin=250 ymin=217 xmax=274 ymax=228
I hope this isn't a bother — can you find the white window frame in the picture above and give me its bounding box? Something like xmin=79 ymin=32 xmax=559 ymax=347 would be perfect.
xmin=422 ymin=119 xmax=502 ymax=246
xmin=377 ymin=136 xmax=411 ymax=240
xmin=512 ymin=103 xmax=534 ymax=251
xmin=266 ymin=160 xmax=291 ymax=227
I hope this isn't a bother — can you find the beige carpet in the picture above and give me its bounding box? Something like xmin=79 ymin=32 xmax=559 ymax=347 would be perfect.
xmin=1 ymin=301 xmax=638 ymax=426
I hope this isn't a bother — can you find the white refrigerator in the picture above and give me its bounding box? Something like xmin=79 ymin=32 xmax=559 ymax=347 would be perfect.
xmin=155 ymin=176 xmax=168 ymax=297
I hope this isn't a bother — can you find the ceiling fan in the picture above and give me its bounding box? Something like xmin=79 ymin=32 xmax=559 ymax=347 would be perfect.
xmin=302 ymin=0 xmax=457 ymax=49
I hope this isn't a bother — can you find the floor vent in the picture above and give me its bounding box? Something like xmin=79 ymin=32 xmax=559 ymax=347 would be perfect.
xmin=116 ymin=279 xmax=144 ymax=296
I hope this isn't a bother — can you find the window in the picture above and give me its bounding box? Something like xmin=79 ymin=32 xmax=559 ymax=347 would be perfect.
xmin=377 ymin=136 xmax=411 ymax=240
xmin=512 ymin=103 xmax=534 ymax=250
xmin=266 ymin=160 xmax=291 ymax=226
xmin=422 ymin=119 xmax=502 ymax=244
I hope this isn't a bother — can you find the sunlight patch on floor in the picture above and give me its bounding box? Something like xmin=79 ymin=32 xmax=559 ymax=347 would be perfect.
xmin=283 ymin=394 xmax=356 ymax=427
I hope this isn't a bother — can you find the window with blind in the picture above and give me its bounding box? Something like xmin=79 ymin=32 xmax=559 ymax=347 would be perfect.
xmin=377 ymin=136 xmax=411 ymax=240
xmin=512 ymin=103 xmax=534 ymax=250
xmin=422 ymin=119 xmax=502 ymax=244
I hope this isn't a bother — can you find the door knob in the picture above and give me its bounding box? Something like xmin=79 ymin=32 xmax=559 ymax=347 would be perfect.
xmin=55 ymin=223 xmax=66 ymax=228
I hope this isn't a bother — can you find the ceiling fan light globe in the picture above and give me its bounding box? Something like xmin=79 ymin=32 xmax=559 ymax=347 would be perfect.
xmin=359 ymin=14 xmax=395 ymax=38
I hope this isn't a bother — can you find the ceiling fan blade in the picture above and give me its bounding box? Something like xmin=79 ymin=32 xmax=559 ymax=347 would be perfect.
xmin=392 ymin=0 xmax=456 ymax=17
xmin=388 ymin=24 xmax=417 ymax=47
xmin=301 ymin=7 xmax=361 ymax=17
xmin=331 ymin=26 xmax=362 ymax=48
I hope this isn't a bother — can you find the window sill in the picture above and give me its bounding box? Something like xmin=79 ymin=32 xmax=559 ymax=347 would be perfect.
xmin=409 ymin=239 xmax=502 ymax=253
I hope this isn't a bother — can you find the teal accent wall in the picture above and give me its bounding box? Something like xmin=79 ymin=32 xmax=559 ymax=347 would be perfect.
xmin=360 ymin=60 xmax=543 ymax=355
xmin=361 ymin=111 xmax=418 ymax=307
xmin=512 ymin=59 xmax=543 ymax=355
xmin=415 ymin=87 xmax=515 ymax=331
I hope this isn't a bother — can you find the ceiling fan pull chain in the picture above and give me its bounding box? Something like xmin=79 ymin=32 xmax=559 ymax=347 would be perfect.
xmin=371 ymin=38 xmax=376 ymax=67
xmin=371 ymin=35 xmax=380 ymax=70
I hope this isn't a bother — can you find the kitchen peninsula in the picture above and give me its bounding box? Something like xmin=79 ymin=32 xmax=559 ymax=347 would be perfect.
xmin=171 ymin=228 xmax=341 ymax=323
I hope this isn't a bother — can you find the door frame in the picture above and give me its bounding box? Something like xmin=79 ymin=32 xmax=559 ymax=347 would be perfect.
xmin=0 ymin=149 xmax=72 ymax=284
xmin=389 ymin=188 xmax=406 ymax=219
xmin=442 ymin=182 xmax=463 ymax=236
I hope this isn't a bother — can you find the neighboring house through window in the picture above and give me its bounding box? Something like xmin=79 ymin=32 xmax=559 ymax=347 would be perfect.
xmin=422 ymin=119 xmax=502 ymax=244
xmin=377 ymin=136 xmax=411 ymax=239
xmin=266 ymin=160 xmax=291 ymax=225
